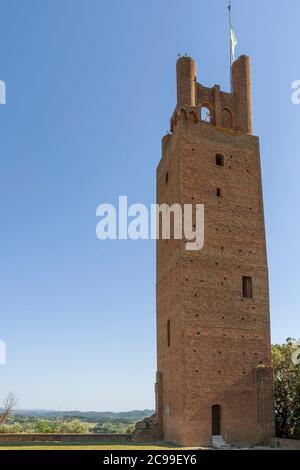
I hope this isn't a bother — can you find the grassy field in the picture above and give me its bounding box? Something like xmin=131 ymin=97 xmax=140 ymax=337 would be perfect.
xmin=0 ymin=442 xmax=185 ymax=451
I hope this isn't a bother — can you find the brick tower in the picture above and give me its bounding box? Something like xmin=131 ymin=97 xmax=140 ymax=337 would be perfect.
xmin=155 ymin=55 xmax=274 ymax=447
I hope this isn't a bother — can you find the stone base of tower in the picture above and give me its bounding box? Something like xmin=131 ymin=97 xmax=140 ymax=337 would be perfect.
xmin=133 ymin=416 xmax=274 ymax=448
xmin=132 ymin=372 xmax=163 ymax=443
xmin=147 ymin=366 xmax=275 ymax=448
xmin=132 ymin=414 xmax=163 ymax=443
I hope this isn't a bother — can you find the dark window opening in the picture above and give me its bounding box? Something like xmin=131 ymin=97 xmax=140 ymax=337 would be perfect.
xmin=167 ymin=320 xmax=171 ymax=347
xmin=165 ymin=172 xmax=169 ymax=184
xmin=216 ymin=154 xmax=224 ymax=166
xmin=212 ymin=405 xmax=221 ymax=436
xmin=242 ymin=276 xmax=253 ymax=299
xmin=217 ymin=188 xmax=222 ymax=197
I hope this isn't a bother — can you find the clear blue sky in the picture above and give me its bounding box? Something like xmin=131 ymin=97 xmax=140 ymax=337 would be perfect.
xmin=0 ymin=0 xmax=299 ymax=411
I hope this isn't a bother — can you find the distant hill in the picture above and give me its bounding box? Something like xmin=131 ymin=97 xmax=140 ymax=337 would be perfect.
xmin=10 ymin=409 xmax=154 ymax=422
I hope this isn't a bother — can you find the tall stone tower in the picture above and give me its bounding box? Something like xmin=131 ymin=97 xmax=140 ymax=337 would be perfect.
xmin=155 ymin=55 xmax=274 ymax=446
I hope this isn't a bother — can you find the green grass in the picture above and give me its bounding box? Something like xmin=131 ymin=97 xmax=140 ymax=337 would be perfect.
xmin=0 ymin=441 xmax=184 ymax=451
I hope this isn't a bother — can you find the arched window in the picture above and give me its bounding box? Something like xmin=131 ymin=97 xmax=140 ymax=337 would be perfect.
xmin=189 ymin=111 xmax=197 ymax=123
xmin=179 ymin=108 xmax=188 ymax=120
xmin=200 ymin=106 xmax=211 ymax=123
xmin=221 ymin=108 xmax=233 ymax=129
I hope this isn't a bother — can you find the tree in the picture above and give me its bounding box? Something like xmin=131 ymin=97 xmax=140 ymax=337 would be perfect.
xmin=64 ymin=419 xmax=86 ymax=433
xmin=33 ymin=419 xmax=54 ymax=433
xmin=272 ymin=338 xmax=300 ymax=439
xmin=125 ymin=424 xmax=135 ymax=434
xmin=0 ymin=393 xmax=18 ymax=425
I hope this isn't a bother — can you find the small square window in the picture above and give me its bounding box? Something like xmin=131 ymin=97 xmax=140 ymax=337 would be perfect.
xmin=216 ymin=154 xmax=224 ymax=166
xmin=217 ymin=188 xmax=222 ymax=197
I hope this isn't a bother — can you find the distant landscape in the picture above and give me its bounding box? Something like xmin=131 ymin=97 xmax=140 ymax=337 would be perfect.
xmin=0 ymin=409 xmax=154 ymax=434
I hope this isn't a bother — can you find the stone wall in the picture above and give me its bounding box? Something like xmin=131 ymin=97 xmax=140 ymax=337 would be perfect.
xmin=271 ymin=438 xmax=300 ymax=450
xmin=0 ymin=433 xmax=132 ymax=443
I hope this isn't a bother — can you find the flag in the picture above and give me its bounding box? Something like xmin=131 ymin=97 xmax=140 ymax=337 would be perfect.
xmin=230 ymin=25 xmax=237 ymax=63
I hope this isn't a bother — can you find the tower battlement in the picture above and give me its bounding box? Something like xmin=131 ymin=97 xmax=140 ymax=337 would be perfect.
xmin=172 ymin=55 xmax=252 ymax=135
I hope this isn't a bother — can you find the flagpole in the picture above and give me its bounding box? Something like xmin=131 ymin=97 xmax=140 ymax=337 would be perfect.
xmin=228 ymin=1 xmax=233 ymax=92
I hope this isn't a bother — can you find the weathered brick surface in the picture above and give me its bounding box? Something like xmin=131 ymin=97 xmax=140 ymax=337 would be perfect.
xmin=155 ymin=56 xmax=274 ymax=446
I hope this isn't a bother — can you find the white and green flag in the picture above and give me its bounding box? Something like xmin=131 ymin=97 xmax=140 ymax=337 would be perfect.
xmin=230 ymin=25 xmax=237 ymax=63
